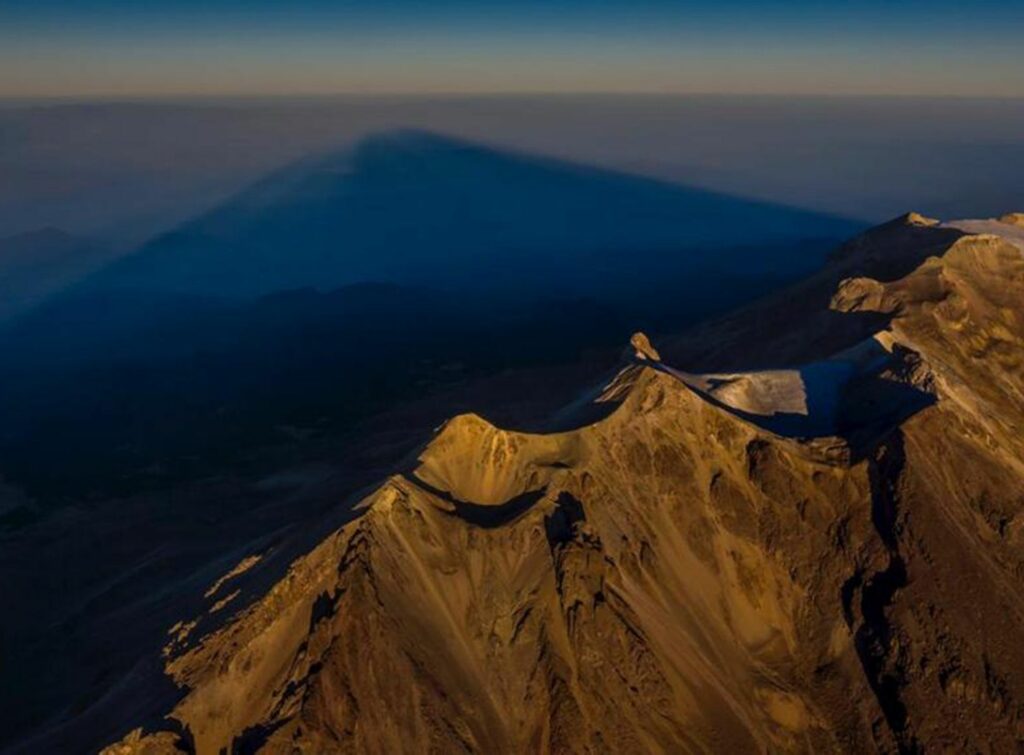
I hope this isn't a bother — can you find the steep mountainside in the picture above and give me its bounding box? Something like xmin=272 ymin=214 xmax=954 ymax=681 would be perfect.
xmin=99 ymin=214 xmax=1024 ymax=753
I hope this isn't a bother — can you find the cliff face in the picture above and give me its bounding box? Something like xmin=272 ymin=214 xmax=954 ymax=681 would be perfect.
xmin=107 ymin=214 xmax=1024 ymax=754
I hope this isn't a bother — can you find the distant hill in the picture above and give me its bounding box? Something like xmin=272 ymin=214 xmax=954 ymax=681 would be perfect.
xmin=0 ymin=281 xmax=627 ymax=501
xmin=0 ymin=228 xmax=110 ymax=320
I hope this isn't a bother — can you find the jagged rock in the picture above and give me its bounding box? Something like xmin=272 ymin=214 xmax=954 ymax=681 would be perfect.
xmin=629 ymin=331 xmax=661 ymax=361
xmin=904 ymin=211 xmax=940 ymax=226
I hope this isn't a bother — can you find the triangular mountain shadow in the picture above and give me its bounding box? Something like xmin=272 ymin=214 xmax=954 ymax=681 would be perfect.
xmin=85 ymin=129 xmax=863 ymax=305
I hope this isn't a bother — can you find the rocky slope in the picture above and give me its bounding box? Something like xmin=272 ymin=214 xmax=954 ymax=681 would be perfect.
xmin=104 ymin=213 xmax=1024 ymax=753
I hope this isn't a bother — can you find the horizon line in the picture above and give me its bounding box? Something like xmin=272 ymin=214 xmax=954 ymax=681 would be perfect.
xmin=4 ymin=90 xmax=1024 ymax=104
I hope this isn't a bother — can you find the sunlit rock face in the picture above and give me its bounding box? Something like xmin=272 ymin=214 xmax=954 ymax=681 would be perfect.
xmin=105 ymin=214 xmax=1024 ymax=754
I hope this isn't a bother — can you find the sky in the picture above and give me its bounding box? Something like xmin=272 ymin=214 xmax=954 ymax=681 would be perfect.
xmin=1 ymin=0 xmax=1023 ymax=97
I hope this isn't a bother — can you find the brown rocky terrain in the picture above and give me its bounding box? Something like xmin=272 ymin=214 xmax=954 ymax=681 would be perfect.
xmin=102 ymin=213 xmax=1024 ymax=753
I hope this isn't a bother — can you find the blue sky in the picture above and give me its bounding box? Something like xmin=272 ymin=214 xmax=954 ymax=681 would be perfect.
xmin=2 ymin=0 xmax=1022 ymax=97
